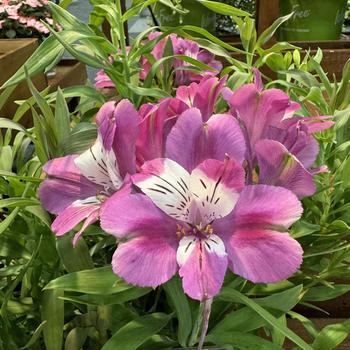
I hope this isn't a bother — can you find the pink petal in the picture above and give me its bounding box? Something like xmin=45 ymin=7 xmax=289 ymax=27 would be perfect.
xmin=191 ymin=77 xmax=227 ymax=121
xmin=112 ymin=234 xmax=178 ymax=288
xmin=166 ymin=108 xmax=246 ymax=172
xmin=136 ymin=98 xmax=188 ymax=165
xmin=72 ymin=209 xmax=100 ymax=246
xmin=39 ymin=155 xmax=100 ymax=214
xmin=232 ymin=185 xmax=303 ymax=228
xmin=225 ymin=228 xmax=303 ymax=283
xmin=51 ymin=197 xmax=100 ymax=237
xmin=301 ymin=116 xmax=334 ymax=133
xmin=97 ymin=100 xmax=139 ymax=177
xmin=253 ymin=68 xmax=263 ymax=91
xmin=256 ymin=139 xmax=316 ymax=198
xmin=94 ymin=70 xmax=115 ymax=89
xmin=223 ymin=84 xmax=292 ymax=160
xmin=177 ymin=235 xmax=228 ymax=300
xmin=100 ymin=191 xmax=176 ymax=238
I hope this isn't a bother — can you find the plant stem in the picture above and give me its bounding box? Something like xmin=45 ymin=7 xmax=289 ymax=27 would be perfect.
xmin=197 ymin=298 xmax=213 ymax=350
xmin=116 ymin=0 xmax=130 ymax=84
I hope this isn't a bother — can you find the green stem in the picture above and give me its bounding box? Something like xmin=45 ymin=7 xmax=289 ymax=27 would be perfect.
xmin=197 ymin=298 xmax=213 ymax=350
xmin=116 ymin=0 xmax=130 ymax=84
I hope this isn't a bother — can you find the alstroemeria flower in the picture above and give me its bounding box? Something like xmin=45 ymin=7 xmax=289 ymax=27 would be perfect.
xmin=222 ymin=72 xmax=334 ymax=197
xmin=140 ymin=32 xmax=222 ymax=85
xmin=39 ymin=100 xmax=139 ymax=244
xmin=101 ymin=158 xmax=303 ymax=300
xmin=136 ymin=76 xmax=227 ymax=165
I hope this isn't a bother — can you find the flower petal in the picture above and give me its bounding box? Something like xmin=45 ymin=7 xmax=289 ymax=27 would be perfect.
xmin=256 ymin=139 xmax=316 ymax=198
xmin=96 ymin=100 xmax=139 ymax=178
xmin=177 ymin=234 xmax=228 ymax=300
xmin=225 ymin=228 xmax=303 ymax=283
xmin=223 ymin=84 xmax=291 ymax=161
xmin=100 ymin=191 xmax=176 ymax=238
xmin=112 ymin=234 xmax=178 ymax=288
xmin=39 ymin=155 xmax=100 ymax=214
xmin=166 ymin=108 xmax=246 ymax=172
xmin=232 ymin=184 xmax=303 ymax=228
xmin=190 ymin=158 xmax=245 ymax=224
xmin=72 ymin=209 xmax=100 ymax=246
xmin=136 ymin=98 xmax=188 ymax=164
xmin=51 ymin=197 xmax=100 ymax=237
xmin=132 ymin=158 xmax=193 ymax=222
xmin=74 ymin=140 xmax=122 ymax=190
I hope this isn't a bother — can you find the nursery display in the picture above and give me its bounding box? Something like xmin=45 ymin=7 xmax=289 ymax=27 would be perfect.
xmin=0 ymin=0 xmax=350 ymax=349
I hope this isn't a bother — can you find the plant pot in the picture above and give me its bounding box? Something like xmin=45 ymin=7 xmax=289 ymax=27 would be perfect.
xmin=152 ymin=0 xmax=216 ymax=34
xmin=279 ymin=0 xmax=348 ymax=41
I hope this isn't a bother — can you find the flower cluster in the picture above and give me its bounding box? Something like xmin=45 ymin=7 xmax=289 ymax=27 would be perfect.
xmin=39 ymin=71 xmax=333 ymax=301
xmin=0 ymin=0 xmax=56 ymax=40
xmin=94 ymin=32 xmax=222 ymax=89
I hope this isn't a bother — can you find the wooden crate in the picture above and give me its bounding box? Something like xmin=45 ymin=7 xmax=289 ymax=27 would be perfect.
xmin=0 ymin=39 xmax=48 ymax=125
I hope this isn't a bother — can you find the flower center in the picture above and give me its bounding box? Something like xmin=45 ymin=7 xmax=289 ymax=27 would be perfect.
xmin=176 ymin=223 xmax=213 ymax=240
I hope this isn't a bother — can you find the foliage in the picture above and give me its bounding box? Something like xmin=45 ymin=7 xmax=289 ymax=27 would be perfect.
xmin=0 ymin=0 xmax=350 ymax=349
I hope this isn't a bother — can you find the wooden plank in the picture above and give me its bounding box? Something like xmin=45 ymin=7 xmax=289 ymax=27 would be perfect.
xmin=256 ymin=0 xmax=280 ymax=36
xmin=0 ymin=39 xmax=47 ymax=127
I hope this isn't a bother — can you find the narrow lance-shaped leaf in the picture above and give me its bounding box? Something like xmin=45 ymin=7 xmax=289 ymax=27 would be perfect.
xmin=101 ymin=313 xmax=171 ymax=350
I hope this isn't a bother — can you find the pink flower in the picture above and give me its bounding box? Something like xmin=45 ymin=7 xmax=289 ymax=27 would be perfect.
xmin=6 ymin=4 xmax=20 ymax=20
xmin=222 ymin=70 xmax=334 ymax=197
xmin=25 ymin=0 xmax=44 ymax=7
xmin=101 ymin=157 xmax=303 ymax=300
xmin=140 ymin=32 xmax=222 ymax=86
xmin=39 ymin=100 xmax=140 ymax=245
xmin=94 ymin=70 xmax=115 ymax=89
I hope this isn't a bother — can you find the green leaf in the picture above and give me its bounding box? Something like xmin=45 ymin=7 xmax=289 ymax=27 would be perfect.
xmin=0 ymin=208 xmax=20 ymax=234
xmin=212 ymin=285 xmax=302 ymax=334
xmin=195 ymin=0 xmax=251 ymax=17
xmin=0 ymin=236 xmax=31 ymax=259
xmin=304 ymin=285 xmax=350 ymax=302
xmin=0 ymin=118 xmax=29 ymax=135
xmin=0 ymin=197 xmax=40 ymax=209
xmin=2 ymin=35 xmax=65 ymax=88
xmin=20 ymin=321 xmax=47 ymax=349
xmin=44 ymin=267 xmax=133 ymax=294
xmin=56 ymin=235 xmax=94 ymax=273
xmin=256 ymin=12 xmax=294 ymax=47
xmin=164 ymin=276 xmax=192 ymax=347
xmin=207 ymin=331 xmax=283 ymax=350
xmin=61 ymin=123 xmax=97 ymax=155
xmin=284 ymin=69 xmax=320 ymax=88
xmin=64 ymin=328 xmax=88 ymax=350
xmin=218 ymin=288 xmax=313 ymax=350
xmin=312 ymin=320 xmax=350 ymax=350
xmin=101 ymin=313 xmax=171 ymax=350
xmin=62 ymin=287 xmax=151 ymax=306
xmin=41 ymin=289 xmax=64 ymax=350
xmin=55 ymin=88 xmax=71 ymax=145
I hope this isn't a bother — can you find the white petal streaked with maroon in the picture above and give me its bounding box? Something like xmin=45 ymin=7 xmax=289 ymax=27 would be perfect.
xmin=176 ymin=234 xmax=226 ymax=266
xmin=133 ymin=158 xmax=193 ymax=222
xmin=74 ymin=140 xmax=122 ymax=190
xmin=190 ymin=159 xmax=244 ymax=224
